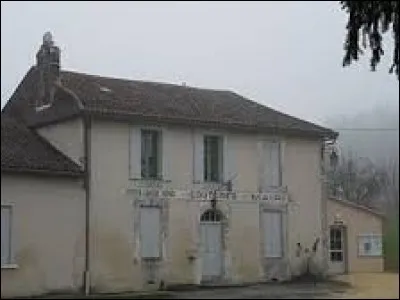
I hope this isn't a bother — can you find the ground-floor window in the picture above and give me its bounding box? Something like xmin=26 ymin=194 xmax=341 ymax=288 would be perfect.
xmin=358 ymin=234 xmax=382 ymax=257
xmin=139 ymin=206 xmax=161 ymax=259
xmin=261 ymin=210 xmax=283 ymax=258
xmin=1 ymin=205 xmax=12 ymax=266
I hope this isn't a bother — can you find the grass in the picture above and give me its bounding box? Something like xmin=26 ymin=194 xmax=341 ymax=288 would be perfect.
xmin=383 ymin=214 xmax=399 ymax=272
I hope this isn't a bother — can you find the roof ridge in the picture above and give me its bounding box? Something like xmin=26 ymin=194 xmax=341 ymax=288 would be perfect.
xmin=61 ymin=69 xmax=231 ymax=93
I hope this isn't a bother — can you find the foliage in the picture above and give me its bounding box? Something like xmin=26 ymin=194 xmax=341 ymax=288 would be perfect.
xmin=341 ymin=1 xmax=399 ymax=79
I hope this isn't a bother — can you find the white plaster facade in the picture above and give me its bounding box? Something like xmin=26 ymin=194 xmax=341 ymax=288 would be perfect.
xmin=1 ymin=117 xmax=384 ymax=297
xmin=1 ymin=174 xmax=85 ymax=298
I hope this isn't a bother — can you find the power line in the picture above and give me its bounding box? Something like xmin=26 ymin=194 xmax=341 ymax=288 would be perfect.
xmin=333 ymin=128 xmax=399 ymax=131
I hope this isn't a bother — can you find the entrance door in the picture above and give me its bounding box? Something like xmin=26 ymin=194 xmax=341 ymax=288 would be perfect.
xmin=329 ymin=226 xmax=347 ymax=274
xmin=200 ymin=209 xmax=223 ymax=281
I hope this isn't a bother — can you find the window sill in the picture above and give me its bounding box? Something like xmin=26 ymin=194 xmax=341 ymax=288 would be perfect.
xmin=130 ymin=178 xmax=171 ymax=183
xmin=357 ymin=254 xmax=382 ymax=258
xmin=1 ymin=264 xmax=19 ymax=270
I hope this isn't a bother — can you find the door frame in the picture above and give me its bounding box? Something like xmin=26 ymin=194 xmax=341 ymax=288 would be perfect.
xmin=199 ymin=208 xmax=225 ymax=283
xmin=328 ymin=224 xmax=349 ymax=274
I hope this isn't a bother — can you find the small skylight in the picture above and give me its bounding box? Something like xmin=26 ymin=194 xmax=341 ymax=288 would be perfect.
xmin=99 ymin=85 xmax=112 ymax=93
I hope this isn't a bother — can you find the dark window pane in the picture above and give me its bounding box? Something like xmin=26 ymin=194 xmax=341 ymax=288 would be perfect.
xmin=364 ymin=242 xmax=371 ymax=253
xmin=330 ymin=251 xmax=343 ymax=262
xmin=201 ymin=209 xmax=222 ymax=222
xmin=204 ymin=136 xmax=222 ymax=182
xmin=337 ymin=252 xmax=343 ymax=261
xmin=141 ymin=130 xmax=160 ymax=179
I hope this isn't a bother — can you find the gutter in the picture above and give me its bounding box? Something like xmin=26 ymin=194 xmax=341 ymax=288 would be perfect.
xmin=83 ymin=115 xmax=92 ymax=295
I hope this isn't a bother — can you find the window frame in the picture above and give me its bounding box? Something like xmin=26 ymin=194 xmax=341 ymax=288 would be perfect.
xmin=329 ymin=227 xmax=345 ymax=262
xmin=1 ymin=204 xmax=17 ymax=269
xmin=141 ymin=129 xmax=162 ymax=180
xmin=203 ymin=135 xmax=223 ymax=183
xmin=357 ymin=234 xmax=383 ymax=257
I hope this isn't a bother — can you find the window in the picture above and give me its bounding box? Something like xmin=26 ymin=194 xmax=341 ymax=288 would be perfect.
xmin=201 ymin=208 xmax=223 ymax=223
xmin=204 ymin=136 xmax=223 ymax=182
xmin=358 ymin=234 xmax=382 ymax=257
xmin=141 ymin=130 xmax=161 ymax=179
xmin=1 ymin=206 xmax=12 ymax=266
xmin=262 ymin=211 xmax=283 ymax=258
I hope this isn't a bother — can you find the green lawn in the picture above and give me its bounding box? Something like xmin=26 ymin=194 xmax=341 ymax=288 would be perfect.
xmin=383 ymin=214 xmax=399 ymax=272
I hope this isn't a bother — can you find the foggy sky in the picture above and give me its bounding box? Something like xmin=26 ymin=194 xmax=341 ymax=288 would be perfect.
xmin=1 ymin=1 xmax=399 ymax=127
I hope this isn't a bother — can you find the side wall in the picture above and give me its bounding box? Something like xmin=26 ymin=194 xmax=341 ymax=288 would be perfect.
xmin=1 ymin=174 xmax=85 ymax=298
xmin=37 ymin=118 xmax=84 ymax=166
xmin=327 ymin=199 xmax=384 ymax=273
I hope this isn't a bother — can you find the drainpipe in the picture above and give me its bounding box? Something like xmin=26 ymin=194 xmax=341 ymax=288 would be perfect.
xmin=321 ymin=138 xmax=336 ymax=277
xmin=83 ymin=115 xmax=92 ymax=295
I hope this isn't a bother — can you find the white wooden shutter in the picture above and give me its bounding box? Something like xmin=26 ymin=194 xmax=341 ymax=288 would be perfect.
xmin=140 ymin=207 xmax=161 ymax=258
xmin=260 ymin=140 xmax=281 ymax=189
xmin=223 ymin=135 xmax=237 ymax=186
xmin=270 ymin=141 xmax=281 ymax=187
xmin=161 ymin=128 xmax=172 ymax=181
xmin=257 ymin=140 xmax=265 ymax=191
xmin=1 ymin=207 xmax=11 ymax=265
xmin=262 ymin=211 xmax=283 ymax=258
xmin=194 ymin=131 xmax=204 ymax=183
xmin=129 ymin=126 xmax=142 ymax=179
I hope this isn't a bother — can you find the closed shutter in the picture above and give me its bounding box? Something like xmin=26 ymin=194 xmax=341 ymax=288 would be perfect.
xmin=1 ymin=207 xmax=11 ymax=265
xmin=262 ymin=211 xmax=283 ymax=258
xmin=260 ymin=140 xmax=281 ymax=190
xmin=129 ymin=126 xmax=142 ymax=179
xmin=140 ymin=207 xmax=161 ymax=259
xmin=269 ymin=141 xmax=281 ymax=187
xmin=161 ymin=128 xmax=171 ymax=181
xmin=193 ymin=131 xmax=204 ymax=183
xmin=223 ymin=135 xmax=236 ymax=186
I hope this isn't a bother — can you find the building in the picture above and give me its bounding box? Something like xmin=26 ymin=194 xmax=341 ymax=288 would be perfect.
xmin=1 ymin=33 xmax=384 ymax=298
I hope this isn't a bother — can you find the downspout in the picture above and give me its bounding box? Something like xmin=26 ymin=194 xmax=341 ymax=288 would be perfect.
xmin=321 ymin=138 xmax=336 ymax=277
xmin=83 ymin=115 xmax=92 ymax=295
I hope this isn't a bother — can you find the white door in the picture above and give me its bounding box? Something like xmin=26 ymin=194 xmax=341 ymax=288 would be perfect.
xmin=329 ymin=226 xmax=346 ymax=274
xmin=201 ymin=222 xmax=223 ymax=279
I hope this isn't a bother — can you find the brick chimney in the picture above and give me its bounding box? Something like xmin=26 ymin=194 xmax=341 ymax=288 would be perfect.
xmin=36 ymin=32 xmax=60 ymax=109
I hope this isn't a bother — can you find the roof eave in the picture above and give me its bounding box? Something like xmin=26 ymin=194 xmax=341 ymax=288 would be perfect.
xmin=1 ymin=166 xmax=84 ymax=178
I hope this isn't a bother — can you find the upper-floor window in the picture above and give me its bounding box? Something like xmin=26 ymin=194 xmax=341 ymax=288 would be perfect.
xmin=141 ymin=130 xmax=161 ymax=179
xmin=204 ymin=135 xmax=223 ymax=182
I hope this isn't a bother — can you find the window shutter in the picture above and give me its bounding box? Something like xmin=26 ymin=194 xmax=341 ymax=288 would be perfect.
xmin=194 ymin=131 xmax=204 ymax=183
xmin=161 ymin=128 xmax=171 ymax=181
xmin=270 ymin=141 xmax=281 ymax=187
xmin=257 ymin=140 xmax=265 ymax=192
xmin=262 ymin=211 xmax=283 ymax=258
xmin=129 ymin=126 xmax=142 ymax=179
xmin=1 ymin=207 xmax=11 ymax=265
xmin=223 ymin=135 xmax=236 ymax=186
xmin=140 ymin=207 xmax=161 ymax=258
xmin=260 ymin=140 xmax=281 ymax=190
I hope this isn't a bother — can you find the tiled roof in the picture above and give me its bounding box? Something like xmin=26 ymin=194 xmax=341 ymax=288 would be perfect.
xmin=2 ymin=66 xmax=338 ymax=139
xmin=1 ymin=116 xmax=83 ymax=176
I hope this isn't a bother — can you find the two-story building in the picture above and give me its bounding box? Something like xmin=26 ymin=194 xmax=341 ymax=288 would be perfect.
xmin=1 ymin=33 xmax=384 ymax=298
